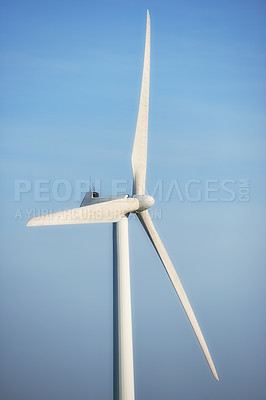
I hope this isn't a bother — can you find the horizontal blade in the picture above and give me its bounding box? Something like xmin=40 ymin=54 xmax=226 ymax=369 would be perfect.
xmin=131 ymin=10 xmax=150 ymax=195
xmin=138 ymin=210 xmax=219 ymax=381
xmin=27 ymin=198 xmax=139 ymax=226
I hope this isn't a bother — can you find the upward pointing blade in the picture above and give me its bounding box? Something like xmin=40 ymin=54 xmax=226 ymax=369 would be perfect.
xmin=131 ymin=10 xmax=150 ymax=195
xmin=138 ymin=210 xmax=219 ymax=381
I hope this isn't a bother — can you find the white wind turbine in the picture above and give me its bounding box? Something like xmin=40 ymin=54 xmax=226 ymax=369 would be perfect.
xmin=27 ymin=10 xmax=219 ymax=400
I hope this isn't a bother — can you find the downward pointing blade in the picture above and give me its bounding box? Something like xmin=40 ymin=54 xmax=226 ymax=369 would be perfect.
xmin=131 ymin=10 xmax=150 ymax=195
xmin=138 ymin=210 xmax=219 ymax=381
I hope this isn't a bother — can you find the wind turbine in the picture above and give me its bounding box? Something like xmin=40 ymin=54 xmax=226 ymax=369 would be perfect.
xmin=27 ymin=9 xmax=219 ymax=400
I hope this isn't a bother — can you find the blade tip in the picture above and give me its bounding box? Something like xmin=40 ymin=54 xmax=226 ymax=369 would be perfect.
xmin=213 ymin=369 xmax=219 ymax=381
xmin=27 ymin=217 xmax=40 ymax=227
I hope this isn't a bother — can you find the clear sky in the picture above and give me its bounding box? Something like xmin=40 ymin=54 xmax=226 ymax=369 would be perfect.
xmin=1 ymin=1 xmax=265 ymax=399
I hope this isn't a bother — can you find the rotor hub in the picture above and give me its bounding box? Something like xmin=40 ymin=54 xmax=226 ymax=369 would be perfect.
xmin=133 ymin=195 xmax=155 ymax=212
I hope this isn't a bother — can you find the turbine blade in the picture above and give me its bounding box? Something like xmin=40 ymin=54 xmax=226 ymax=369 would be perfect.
xmin=27 ymin=198 xmax=139 ymax=226
xmin=137 ymin=210 xmax=219 ymax=381
xmin=131 ymin=10 xmax=150 ymax=195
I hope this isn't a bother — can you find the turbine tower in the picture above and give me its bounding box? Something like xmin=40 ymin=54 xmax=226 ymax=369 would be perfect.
xmin=27 ymin=10 xmax=219 ymax=400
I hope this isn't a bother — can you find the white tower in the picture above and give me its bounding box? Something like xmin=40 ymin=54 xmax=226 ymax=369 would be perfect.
xmin=113 ymin=216 xmax=135 ymax=400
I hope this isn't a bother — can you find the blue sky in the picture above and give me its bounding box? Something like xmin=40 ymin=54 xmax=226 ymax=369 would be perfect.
xmin=1 ymin=1 xmax=265 ymax=399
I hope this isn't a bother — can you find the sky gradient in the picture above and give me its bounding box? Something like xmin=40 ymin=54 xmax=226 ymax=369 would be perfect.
xmin=1 ymin=1 xmax=266 ymax=399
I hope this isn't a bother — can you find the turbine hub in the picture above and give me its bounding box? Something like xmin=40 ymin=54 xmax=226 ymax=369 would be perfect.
xmin=133 ymin=195 xmax=155 ymax=212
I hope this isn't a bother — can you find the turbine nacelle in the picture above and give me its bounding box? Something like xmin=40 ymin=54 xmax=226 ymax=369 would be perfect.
xmin=133 ymin=194 xmax=154 ymax=211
